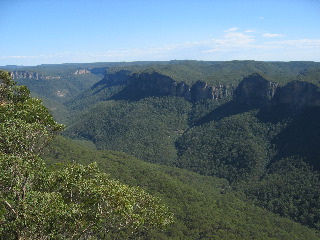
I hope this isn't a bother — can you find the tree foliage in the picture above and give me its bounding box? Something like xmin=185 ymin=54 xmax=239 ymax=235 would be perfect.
xmin=64 ymin=91 xmax=320 ymax=231
xmin=0 ymin=71 xmax=172 ymax=239
xmin=43 ymin=136 xmax=320 ymax=240
xmin=64 ymin=97 xmax=191 ymax=165
xmin=4 ymin=61 xmax=320 ymax=235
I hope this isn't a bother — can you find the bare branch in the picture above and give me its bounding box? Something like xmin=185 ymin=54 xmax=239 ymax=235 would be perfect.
xmin=4 ymin=200 xmax=18 ymax=218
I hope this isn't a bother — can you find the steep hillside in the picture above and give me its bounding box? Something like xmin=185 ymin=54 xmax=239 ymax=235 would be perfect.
xmin=101 ymin=60 xmax=320 ymax=86
xmin=10 ymin=70 xmax=102 ymax=103
xmin=64 ymin=97 xmax=192 ymax=165
xmin=65 ymin=60 xmax=320 ymax=111
xmin=1 ymin=61 xmax=158 ymax=104
xmin=0 ymin=71 xmax=174 ymax=239
xmin=4 ymin=61 xmax=320 ymax=232
xmin=64 ymin=71 xmax=320 ymax=230
xmin=43 ymin=136 xmax=320 ymax=240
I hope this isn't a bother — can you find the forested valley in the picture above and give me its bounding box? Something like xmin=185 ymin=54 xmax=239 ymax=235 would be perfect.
xmin=1 ymin=60 xmax=320 ymax=239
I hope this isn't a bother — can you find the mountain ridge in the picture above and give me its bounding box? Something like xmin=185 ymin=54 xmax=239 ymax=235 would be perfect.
xmin=3 ymin=61 xmax=320 ymax=234
xmin=235 ymin=73 xmax=320 ymax=109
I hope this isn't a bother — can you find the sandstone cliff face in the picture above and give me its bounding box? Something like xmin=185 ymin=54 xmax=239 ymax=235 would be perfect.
xmin=74 ymin=69 xmax=90 ymax=75
xmin=125 ymin=71 xmax=233 ymax=102
xmin=104 ymin=70 xmax=131 ymax=86
xmin=99 ymin=70 xmax=320 ymax=107
xmin=191 ymin=81 xmax=231 ymax=102
xmin=128 ymin=72 xmax=177 ymax=97
xmin=10 ymin=71 xmax=60 ymax=80
xmin=273 ymin=81 xmax=320 ymax=107
xmin=234 ymin=73 xmax=320 ymax=108
xmin=11 ymin=71 xmax=43 ymax=80
xmin=233 ymin=74 xmax=278 ymax=106
xmin=99 ymin=70 xmax=233 ymax=102
xmin=176 ymin=81 xmax=191 ymax=100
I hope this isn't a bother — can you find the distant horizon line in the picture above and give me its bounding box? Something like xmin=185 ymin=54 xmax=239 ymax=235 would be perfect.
xmin=1 ymin=59 xmax=318 ymax=68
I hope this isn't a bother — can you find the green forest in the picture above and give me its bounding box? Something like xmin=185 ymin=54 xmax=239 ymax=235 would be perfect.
xmin=1 ymin=60 xmax=320 ymax=239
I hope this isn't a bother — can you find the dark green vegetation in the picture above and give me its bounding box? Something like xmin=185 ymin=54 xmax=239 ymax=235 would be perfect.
xmin=0 ymin=71 xmax=172 ymax=239
xmin=1 ymin=61 xmax=161 ymax=123
xmin=2 ymin=60 xmax=320 ymax=239
xmin=97 ymin=60 xmax=320 ymax=86
xmin=4 ymin=61 xmax=320 ymax=95
xmin=44 ymin=136 xmax=320 ymax=239
xmin=64 ymin=97 xmax=192 ymax=165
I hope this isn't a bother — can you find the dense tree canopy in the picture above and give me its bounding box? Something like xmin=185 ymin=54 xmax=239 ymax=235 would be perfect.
xmin=3 ymin=61 xmax=320 ymax=238
xmin=43 ymin=136 xmax=320 ymax=240
xmin=0 ymin=71 xmax=173 ymax=239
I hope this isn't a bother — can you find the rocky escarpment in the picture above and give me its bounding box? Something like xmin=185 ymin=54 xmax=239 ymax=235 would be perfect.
xmin=128 ymin=71 xmax=188 ymax=99
xmin=234 ymin=73 xmax=320 ymax=108
xmin=11 ymin=71 xmax=44 ymax=80
xmin=95 ymin=70 xmax=320 ymax=107
xmin=74 ymin=69 xmax=90 ymax=75
xmin=101 ymin=70 xmax=233 ymax=102
xmin=106 ymin=70 xmax=132 ymax=86
xmin=190 ymin=80 xmax=231 ymax=102
xmin=233 ymin=73 xmax=278 ymax=106
xmin=10 ymin=71 xmax=60 ymax=80
xmin=273 ymin=81 xmax=320 ymax=107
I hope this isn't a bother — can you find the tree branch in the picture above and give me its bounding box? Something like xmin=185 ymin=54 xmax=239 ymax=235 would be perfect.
xmin=4 ymin=200 xmax=18 ymax=218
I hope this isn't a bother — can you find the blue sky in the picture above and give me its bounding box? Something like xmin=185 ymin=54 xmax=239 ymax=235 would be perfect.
xmin=1 ymin=0 xmax=320 ymax=65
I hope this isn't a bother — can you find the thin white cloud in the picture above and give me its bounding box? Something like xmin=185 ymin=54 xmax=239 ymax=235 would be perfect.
xmin=0 ymin=52 xmax=73 ymax=60
xmin=218 ymin=31 xmax=255 ymax=45
xmin=1 ymin=30 xmax=320 ymax=65
xmin=263 ymin=33 xmax=285 ymax=37
xmin=264 ymin=39 xmax=320 ymax=48
xmin=0 ymin=55 xmax=39 ymax=59
xmin=223 ymin=27 xmax=239 ymax=32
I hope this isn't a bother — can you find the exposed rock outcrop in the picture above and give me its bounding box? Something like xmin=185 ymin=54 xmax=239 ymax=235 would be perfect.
xmin=99 ymin=70 xmax=320 ymax=108
xmin=128 ymin=71 xmax=181 ymax=98
xmin=191 ymin=80 xmax=231 ymax=102
xmin=98 ymin=69 xmax=233 ymax=102
xmin=11 ymin=71 xmax=44 ymax=80
xmin=234 ymin=73 xmax=320 ymax=109
xmin=104 ymin=70 xmax=131 ymax=86
xmin=125 ymin=71 xmax=233 ymax=102
xmin=273 ymin=81 xmax=320 ymax=107
xmin=10 ymin=71 xmax=60 ymax=80
xmin=233 ymin=73 xmax=278 ymax=106
xmin=74 ymin=69 xmax=90 ymax=75
xmin=176 ymin=81 xmax=191 ymax=100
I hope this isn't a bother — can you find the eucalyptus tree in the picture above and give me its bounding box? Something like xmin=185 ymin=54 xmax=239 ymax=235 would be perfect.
xmin=0 ymin=70 xmax=172 ymax=239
